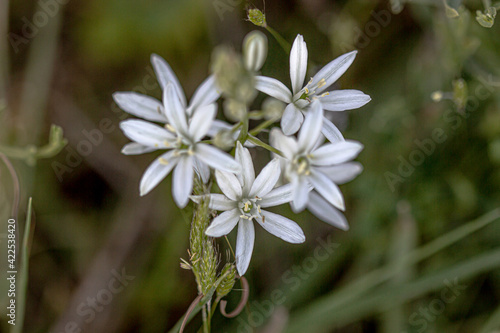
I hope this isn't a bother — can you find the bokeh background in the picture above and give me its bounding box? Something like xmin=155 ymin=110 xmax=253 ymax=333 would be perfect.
xmin=1 ymin=0 xmax=500 ymax=332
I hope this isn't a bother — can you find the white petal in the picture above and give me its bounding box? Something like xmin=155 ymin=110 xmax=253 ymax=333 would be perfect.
xmin=113 ymin=92 xmax=167 ymax=122
xmin=290 ymin=34 xmax=308 ymax=95
xmin=205 ymin=209 xmax=240 ymax=237
xmin=307 ymin=192 xmax=349 ymax=230
xmin=321 ymin=117 xmax=345 ymax=143
xmin=215 ymin=170 xmax=242 ymax=201
xmin=196 ymin=144 xmax=241 ymax=174
xmin=298 ymin=100 xmax=323 ymax=152
xmin=255 ymin=76 xmax=292 ymax=103
xmin=193 ymin=157 xmax=210 ymax=183
xmin=236 ymin=220 xmax=255 ymax=276
xmin=163 ymin=84 xmax=189 ymax=135
xmin=120 ymin=119 xmax=175 ymax=148
xmin=187 ymin=75 xmax=220 ymax=116
xmin=281 ymin=103 xmax=304 ymax=135
xmin=189 ymin=103 xmax=216 ymax=142
xmin=249 ymin=159 xmax=281 ymax=198
xmin=311 ymin=140 xmax=363 ymax=166
xmin=151 ymin=54 xmax=186 ymax=106
xmin=140 ymin=151 xmax=179 ymax=196
xmin=235 ymin=142 xmax=255 ymax=194
xmin=309 ymin=170 xmax=345 ymax=211
xmin=270 ymin=128 xmax=297 ymax=160
xmin=260 ymin=183 xmax=294 ymax=208
xmin=291 ymin=176 xmax=310 ymax=212
xmin=258 ymin=210 xmax=305 ymax=243
xmin=311 ymin=51 xmax=357 ymax=95
xmin=320 ymin=89 xmax=371 ymax=111
xmin=121 ymin=142 xmax=157 ymax=155
xmin=172 ymin=156 xmax=194 ymax=208
xmin=317 ymin=162 xmax=363 ymax=184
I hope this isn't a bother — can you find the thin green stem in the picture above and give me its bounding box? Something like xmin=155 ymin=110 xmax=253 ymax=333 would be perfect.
xmin=224 ymin=235 xmax=236 ymax=260
xmin=237 ymin=114 xmax=249 ymax=144
xmin=265 ymin=25 xmax=291 ymax=54
xmin=249 ymin=117 xmax=279 ymax=136
xmin=247 ymin=136 xmax=284 ymax=157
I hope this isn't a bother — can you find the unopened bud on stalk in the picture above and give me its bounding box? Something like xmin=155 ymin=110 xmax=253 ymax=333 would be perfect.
xmin=224 ymin=98 xmax=247 ymax=122
xmin=243 ymin=31 xmax=268 ymax=72
xmin=247 ymin=8 xmax=267 ymax=27
xmin=476 ymin=7 xmax=496 ymax=28
xmin=263 ymin=97 xmax=285 ymax=119
xmin=214 ymin=129 xmax=235 ymax=150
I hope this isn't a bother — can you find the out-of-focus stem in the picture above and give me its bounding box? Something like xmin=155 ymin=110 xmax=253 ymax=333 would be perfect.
xmin=18 ymin=4 xmax=62 ymax=146
xmin=265 ymin=25 xmax=291 ymax=54
xmin=0 ymin=0 xmax=9 ymax=122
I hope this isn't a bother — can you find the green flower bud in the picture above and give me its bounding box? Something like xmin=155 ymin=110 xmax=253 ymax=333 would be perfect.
xmin=224 ymin=98 xmax=247 ymax=122
xmin=243 ymin=31 xmax=268 ymax=72
xmin=214 ymin=129 xmax=235 ymax=150
xmin=247 ymin=8 xmax=267 ymax=27
xmin=263 ymin=97 xmax=285 ymax=119
xmin=476 ymin=7 xmax=496 ymax=28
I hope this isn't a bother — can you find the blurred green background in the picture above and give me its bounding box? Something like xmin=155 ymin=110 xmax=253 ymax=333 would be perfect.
xmin=1 ymin=0 xmax=500 ymax=332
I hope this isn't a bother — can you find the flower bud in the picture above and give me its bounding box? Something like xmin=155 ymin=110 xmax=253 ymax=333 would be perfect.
xmin=213 ymin=129 xmax=235 ymax=150
xmin=224 ymin=98 xmax=247 ymax=122
xmin=247 ymin=8 xmax=266 ymax=27
xmin=243 ymin=31 xmax=268 ymax=72
xmin=262 ymin=97 xmax=285 ymax=119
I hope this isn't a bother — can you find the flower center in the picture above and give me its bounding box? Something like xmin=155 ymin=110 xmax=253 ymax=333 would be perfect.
xmin=297 ymin=78 xmax=330 ymax=102
xmin=238 ymin=197 xmax=263 ymax=221
xmin=291 ymin=155 xmax=311 ymax=176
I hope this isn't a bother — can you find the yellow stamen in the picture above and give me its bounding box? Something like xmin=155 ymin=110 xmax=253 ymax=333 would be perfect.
xmin=159 ymin=158 xmax=169 ymax=165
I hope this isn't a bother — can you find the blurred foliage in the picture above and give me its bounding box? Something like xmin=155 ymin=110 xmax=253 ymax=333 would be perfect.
xmin=1 ymin=0 xmax=500 ymax=332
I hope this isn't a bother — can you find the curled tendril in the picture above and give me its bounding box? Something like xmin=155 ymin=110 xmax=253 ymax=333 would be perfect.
xmin=220 ymin=276 xmax=249 ymax=318
xmin=179 ymin=294 xmax=203 ymax=333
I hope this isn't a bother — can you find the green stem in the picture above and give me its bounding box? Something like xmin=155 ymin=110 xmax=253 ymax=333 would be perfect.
xmin=247 ymin=136 xmax=284 ymax=157
xmin=237 ymin=115 xmax=249 ymax=144
xmin=265 ymin=25 xmax=291 ymax=54
xmin=249 ymin=117 xmax=278 ymax=136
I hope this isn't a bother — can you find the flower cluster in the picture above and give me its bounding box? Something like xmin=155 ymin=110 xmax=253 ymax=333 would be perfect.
xmin=113 ymin=33 xmax=370 ymax=275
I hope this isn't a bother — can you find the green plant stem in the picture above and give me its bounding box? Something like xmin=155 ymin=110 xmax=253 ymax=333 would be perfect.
xmin=12 ymin=198 xmax=33 ymax=333
xmin=265 ymin=25 xmax=291 ymax=54
xmin=237 ymin=115 xmax=249 ymax=143
xmin=247 ymin=136 xmax=284 ymax=156
xmin=249 ymin=117 xmax=278 ymax=136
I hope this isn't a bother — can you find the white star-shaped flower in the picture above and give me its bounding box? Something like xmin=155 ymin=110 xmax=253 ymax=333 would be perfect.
xmin=270 ymin=100 xmax=363 ymax=214
xmin=120 ymin=84 xmax=240 ymax=207
xmin=256 ymin=34 xmax=371 ymax=142
xmin=113 ymin=54 xmax=220 ymax=155
xmin=191 ymin=142 xmax=305 ymax=276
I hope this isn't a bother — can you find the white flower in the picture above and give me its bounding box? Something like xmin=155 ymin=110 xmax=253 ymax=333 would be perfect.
xmin=113 ymin=53 xmax=219 ymax=127
xmin=191 ymin=142 xmax=305 ymax=276
xmin=255 ymin=34 xmax=371 ymax=141
xmin=120 ymin=84 xmax=240 ymax=207
xmin=270 ymin=100 xmax=363 ymax=214
xmin=306 ymin=161 xmax=363 ymax=230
